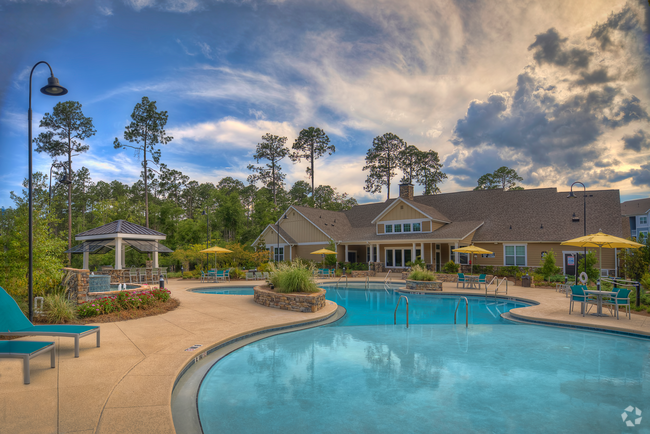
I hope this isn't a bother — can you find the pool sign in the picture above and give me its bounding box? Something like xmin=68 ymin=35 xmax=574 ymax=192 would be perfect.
xmin=621 ymin=406 xmax=642 ymax=427
xmin=567 ymin=256 xmax=574 ymax=266
xmin=185 ymin=344 xmax=203 ymax=352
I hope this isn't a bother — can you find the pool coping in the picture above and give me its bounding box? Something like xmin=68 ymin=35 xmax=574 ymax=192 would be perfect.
xmin=171 ymin=304 xmax=346 ymax=434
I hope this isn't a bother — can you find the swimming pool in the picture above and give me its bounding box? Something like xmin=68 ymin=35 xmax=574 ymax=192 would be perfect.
xmin=191 ymin=284 xmax=650 ymax=433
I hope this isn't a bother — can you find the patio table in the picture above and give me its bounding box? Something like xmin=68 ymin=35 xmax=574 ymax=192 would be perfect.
xmin=464 ymin=275 xmax=479 ymax=289
xmin=584 ymin=290 xmax=611 ymax=317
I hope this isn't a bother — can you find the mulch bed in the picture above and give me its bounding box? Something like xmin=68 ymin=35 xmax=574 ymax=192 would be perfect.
xmin=0 ymin=299 xmax=181 ymax=341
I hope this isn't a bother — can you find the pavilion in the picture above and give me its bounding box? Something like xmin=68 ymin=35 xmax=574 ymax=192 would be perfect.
xmin=65 ymin=220 xmax=173 ymax=270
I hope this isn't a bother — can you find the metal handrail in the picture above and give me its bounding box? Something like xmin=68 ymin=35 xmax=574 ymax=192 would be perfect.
xmin=384 ymin=269 xmax=392 ymax=283
xmin=394 ymin=295 xmax=409 ymax=328
xmin=485 ymin=277 xmax=508 ymax=299
xmin=336 ymin=274 xmax=348 ymax=289
xmin=454 ymin=296 xmax=469 ymax=328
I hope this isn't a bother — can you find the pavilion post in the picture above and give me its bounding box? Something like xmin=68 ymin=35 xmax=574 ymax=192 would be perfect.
xmin=115 ymin=238 xmax=122 ymax=270
xmin=154 ymin=241 xmax=159 ymax=268
xmin=83 ymin=251 xmax=89 ymax=270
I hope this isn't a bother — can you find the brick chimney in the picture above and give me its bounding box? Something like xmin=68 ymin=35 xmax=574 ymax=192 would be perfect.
xmin=399 ymin=183 xmax=414 ymax=201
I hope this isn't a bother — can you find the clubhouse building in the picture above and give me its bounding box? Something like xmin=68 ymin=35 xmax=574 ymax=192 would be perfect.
xmin=252 ymin=184 xmax=624 ymax=276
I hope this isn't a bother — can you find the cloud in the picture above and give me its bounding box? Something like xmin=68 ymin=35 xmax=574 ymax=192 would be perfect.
xmin=97 ymin=5 xmax=113 ymax=15
xmin=448 ymin=5 xmax=650 ymax=189
xmin=622 ymin=129 xmax=650 ymax=151
xmin=168 ymin=117 xmax=297 ymax=151
xmin=197 ymin=42 xmax=212 ymax=59
xmin=122 ymin=0 xmax=155 ymax=11
xmin=589 ymin=5 xmax=638 ymax=50
xmin=528 ymin=28 xmax=593 ymax=70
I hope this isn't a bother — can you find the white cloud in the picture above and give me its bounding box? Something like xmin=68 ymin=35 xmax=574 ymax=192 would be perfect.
xmin=98 ymin=5 xmax=113 ymax=15
xmin=169 ymin=117 xmax=297 ymax=151
xmin=122 ymin=0 xmax=156 ymax=11
xmin=197 ymin=41 xmax=212 ymax=59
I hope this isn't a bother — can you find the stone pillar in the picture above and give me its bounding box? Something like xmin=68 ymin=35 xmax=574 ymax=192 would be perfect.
xmin=115 ymin=238 xmax=122 ymax=270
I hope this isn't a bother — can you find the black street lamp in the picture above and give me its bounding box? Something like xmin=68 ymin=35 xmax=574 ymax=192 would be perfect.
xmin=276 ymin=214 xmax=288 ymax=263
xmin=202 ymin=210 xmax=209 ymax=266
xmin=567 ymin=181 xmax=587 ymax=285
xmin=28 ymin=61 xmax=68 ymax=321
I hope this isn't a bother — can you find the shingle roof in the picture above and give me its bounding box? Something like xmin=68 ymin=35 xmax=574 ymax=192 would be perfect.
xmin=76 ymin=220 xmax=166 ymax=237
xmin=280 ymin=188 xmax=623 ymax=244
xmin=621 ymin=197 xmax=650 ymax=216
xmin=268 ymin=225 xmax=297 ymax=245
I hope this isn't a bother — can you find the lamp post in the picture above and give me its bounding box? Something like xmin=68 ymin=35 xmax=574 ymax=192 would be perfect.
xmin=276 ymin=213 xmax=288 ymax=263
xmin=28 ymin=61 xmax=68 ymax=322
xmin=567 ymin=182 xmax=587 ymax=285
xmin=202 ymin=210 xmax=209 ymax=267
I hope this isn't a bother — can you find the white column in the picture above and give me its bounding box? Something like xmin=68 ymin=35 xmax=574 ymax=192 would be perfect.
xmin=412 ymin=243 xmax=416 ymax=262
xmin=345 ymin=245 xmax=349 ymax=263
xmin=289 ymin=245 xmax=292 ymax=261
xmin=454 ymin=241 xmax=459 ymax=264
xmin=121 ymin=244 xmax=126 ymax=268
xmin=614 ymin=248 xmax=618 ymax=277
xmin=153 ymin=241 xmax=159 ymax=268
xmin=430 ymin=243 xmax=433 ymax=266
xmin=115 ymin=238 xmax=122 ymax=270
xmin=420 ymin=243 xmax=424 ymax=262
xmin=83 ymin=251 xmax=89 ymax=270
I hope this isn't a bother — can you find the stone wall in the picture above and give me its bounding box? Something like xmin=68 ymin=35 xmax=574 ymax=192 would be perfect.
xmin=62 ymin=267 xmax=90 ymax=304
xmin=405 ymin=280 xmax=443 ymax=291
xmin=254 ymin=285 xmax=326 ymax=313
xmin=350 ymin=270 xmax=376 ymax=278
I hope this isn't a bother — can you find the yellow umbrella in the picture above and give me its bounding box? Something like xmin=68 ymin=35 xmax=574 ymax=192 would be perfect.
xmin=311 ymin=248 xmax=337 ymax=269
xmin=199 ymin=246 xmax=233 ymax=270
xmin=310 ymin=249 xmax=338 ymax=255
xmin=561 ymin=231 xmax=644 ymax=280
xmin=453 ymin=245 xmax=493 ymax=274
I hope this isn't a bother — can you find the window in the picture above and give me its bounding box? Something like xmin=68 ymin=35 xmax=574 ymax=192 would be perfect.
xmin=385 ymin=224 xmax=393 ymax=233
xmin=394 ymin=224 xmax=402 ymax=233
xmin=367 ymin=247 xmax=370 ymax=262
xmin=403 ymin=223 xmax=411 ymax=232
xmin=413 ymin=222 xmax=421 ymax=232
xmin=273 ymin=247 xmax=284 ymax=262
xmin=505 ymin=245 xmax=526 ymax=266
xmin=386 ymin=250 xmax=394 ymax=267
xmin=640 ymin=216 xmax=648 ymax=225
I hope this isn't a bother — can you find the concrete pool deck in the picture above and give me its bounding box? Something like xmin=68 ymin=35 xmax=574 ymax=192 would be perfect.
xmin=1 ymin=277 xmax=649 ymax=434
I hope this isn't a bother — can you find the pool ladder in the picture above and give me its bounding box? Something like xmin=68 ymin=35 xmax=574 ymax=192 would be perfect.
xmin=394 ymin=295 xmax=409 ymax=328
xmin=454 ymin=297 xmax=469 ymax=328
xmin=336 ymin=274 xmax=348 ymax=289
xmin=383 ymin=270 xmax=392 ymax=293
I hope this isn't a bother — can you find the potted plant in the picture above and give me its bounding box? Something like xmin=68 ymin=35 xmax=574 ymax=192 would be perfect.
xmin=254 ymin=261 xmax=327 ymax=312
xmin=405 ymin=265 xmax=442 ymax=291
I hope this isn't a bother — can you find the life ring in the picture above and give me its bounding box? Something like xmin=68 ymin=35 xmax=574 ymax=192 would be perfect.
xmin=579 ymin=272 xmax=588 ymax=284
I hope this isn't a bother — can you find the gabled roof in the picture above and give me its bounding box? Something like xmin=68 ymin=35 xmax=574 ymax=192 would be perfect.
xmin=343 ymin=221 xmax=484 ymax=243
xmin=76 ymin=220 xmax=165 ymax=237
xmin=290 ymin=206 xmax=351 ymax=241
xmin=252 ymin=224 xmax=298 ymax=246
xmin=621 ymin=197 xmax=650 ymax=216
xmin=371 ymin=197 xmax=450 ymax=224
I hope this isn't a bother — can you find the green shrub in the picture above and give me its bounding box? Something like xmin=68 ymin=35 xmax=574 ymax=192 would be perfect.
xmin=539 ymin=250 xmax=562 ymax=279
xmin=443 ymin=261 xmax=460 ymax=273
xmin=269 ymin=261 xmax=319 ymax=293
xmin=406 ymin=258 xmax=426 ymax=268
xmin=577 ymin=251 xmax=599 ymax=283
xmin=499 ymin=266 xmax=520 ymax=277
xmin=408 ymin=265 xmax=436 ymax=281
xmin=43 ymin=294 xmax=78 ymax=324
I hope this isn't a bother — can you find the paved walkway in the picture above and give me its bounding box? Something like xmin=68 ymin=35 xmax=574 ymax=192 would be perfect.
xmin=1 ymin=278 xmax=648 ymax=434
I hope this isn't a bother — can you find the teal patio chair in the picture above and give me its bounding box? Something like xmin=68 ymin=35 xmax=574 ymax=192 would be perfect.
xmin=224 ymin=269 xmax=231 ymax=282
xmin=478 ymin=274 xmax=487 ymax=289
xmin=604 ymin=288 xmax=631 ymax=320
xmin=200 ymin=271 xmax=206 ymax=283
xmin=0 ymin=340 xmax=56 ymax=384
xmin=0 ymin=287 xmax=100 ymax=358
xmin=569 ymin=285 xmax=594 ymax=317
xmin=215 ymin=270 xmax=225 ymax=282
xmin=456 ymin=273 xmax=466 ymax=288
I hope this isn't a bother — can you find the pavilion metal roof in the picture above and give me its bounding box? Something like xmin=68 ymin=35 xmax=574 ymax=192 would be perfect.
xmin=76 ymin=220 xmax=166 ymax=237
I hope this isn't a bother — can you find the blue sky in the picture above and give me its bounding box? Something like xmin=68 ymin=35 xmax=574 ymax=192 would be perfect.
xmin=1 ymin=0 xmax=649 ymax=209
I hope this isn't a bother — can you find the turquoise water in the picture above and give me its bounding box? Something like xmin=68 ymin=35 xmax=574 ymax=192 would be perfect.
xmin=196 ymin=284 xmax=650 ymax=433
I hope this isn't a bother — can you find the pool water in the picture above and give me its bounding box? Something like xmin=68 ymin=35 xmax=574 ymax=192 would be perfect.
xmin=196 ymin=284 xmax=650 ymax=433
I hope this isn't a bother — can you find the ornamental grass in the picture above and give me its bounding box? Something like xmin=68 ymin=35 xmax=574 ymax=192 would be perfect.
xmin=408 ymin=265 xmax=437 ymax=281
xmin=269 ymin=261 xmax=320 ymax=293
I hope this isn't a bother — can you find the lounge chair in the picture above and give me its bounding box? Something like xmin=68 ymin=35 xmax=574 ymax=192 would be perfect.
xmin=569 ymin=285 xmax=594 ymax=317
xmin=457 ymin=273 xmax=466 ymax=288
xmin=478 ymin=274 xmax=487 ymax=289
xmin=604 ymin=288 xmax=631 ymax=320
xmin=246 ymin=272 xmax=255 ymax=281
xmin=158 ymin=267 xmax=168 ymax=283
xmin=129 ymin=268 xmax=139 ymax=283
xmin=0 ymin=340 xmax=56 ymax=384
xmin=0 ymin=287 xmax=100 ymax=358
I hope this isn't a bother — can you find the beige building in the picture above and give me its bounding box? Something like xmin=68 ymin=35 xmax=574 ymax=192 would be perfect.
xmin=253 ymin=184 xmax=623 ymax=276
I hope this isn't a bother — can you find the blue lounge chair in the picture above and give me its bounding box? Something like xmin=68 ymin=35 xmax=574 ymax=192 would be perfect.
xmin=0 ymin=287 xmax=100 ymax=358
xmin=604 ymin=288 xmax=631 ymax=320
xmin=569 ymin=285 xmax=594 ymax=317
xmin=0 ymin=340 xmax=55 ymax=384
xmin=457 ymin=273 xmax=466 ymax=288
xmin=478 ymin=274 xmax=487 ymax=289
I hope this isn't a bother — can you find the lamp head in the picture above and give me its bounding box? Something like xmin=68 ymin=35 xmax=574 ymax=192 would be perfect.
xmin=40 ymin=76 xmax=68 ymax=96
xmin=202 ymin=210 xmax=207 ymax=216
xmin=58 ymin=173 xmax=72 ymax=185
xmin=567 ymin=191 xmax=577 ymax=199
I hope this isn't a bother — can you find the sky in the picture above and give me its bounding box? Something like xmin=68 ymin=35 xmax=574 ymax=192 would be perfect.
xmin=1 ymin=0 xmax=649 ymax=209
